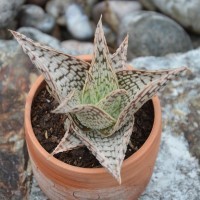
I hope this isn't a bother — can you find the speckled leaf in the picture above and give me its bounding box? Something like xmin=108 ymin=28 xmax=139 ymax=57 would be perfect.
xmin=76 ymin=104 xmax=117 ymax=129
xmin=53 ymin=103 xmax=116 ymax=130
xmin=97 ymin=89 xmax=130 ymax=124
xmin=52 ymin=118 xmax=83 ymax=155
xmin=117 ymin=67 xmax=187 ymax=99
xmin=10 ymin=30 xmax=90 ymax=102
xmin=110 ymin=35 xmax=128 ymax=70
xmin=114 ymin=67 xmax=188 ymax=132
xmin=52 ymin=89 xmax=80 ymax=114
xmin=71 ymin=118 xmax=134 ymax=184
xmin=82 ymin=18 xmax=118 ymax=104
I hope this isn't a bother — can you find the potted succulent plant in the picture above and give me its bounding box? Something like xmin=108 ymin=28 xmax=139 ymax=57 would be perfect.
xmin=11 ymin=18 xmax=187 ymax=200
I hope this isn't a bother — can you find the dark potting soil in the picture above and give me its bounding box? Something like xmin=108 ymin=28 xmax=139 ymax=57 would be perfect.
xmin=31 ymin=88 xmax=154 ymax=168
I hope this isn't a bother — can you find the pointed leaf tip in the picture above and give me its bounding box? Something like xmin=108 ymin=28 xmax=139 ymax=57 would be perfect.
xmin=11 ymin=30 xmax=90 ymax=102
xmin=71 ymin=119 xmax=134 ymax=183
xmin=111 ymin=34 xmax=129 ymax=70
xmin=8 ymin=29 xmax=17 ymax=36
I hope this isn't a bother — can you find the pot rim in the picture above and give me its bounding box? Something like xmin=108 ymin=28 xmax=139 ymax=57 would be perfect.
xmin=25 ymin=54 xmax=162 ymax=176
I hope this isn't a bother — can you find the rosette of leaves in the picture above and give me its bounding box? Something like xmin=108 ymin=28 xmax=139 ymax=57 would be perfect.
xmin=11 ymin=18 xmax=187 ymax=183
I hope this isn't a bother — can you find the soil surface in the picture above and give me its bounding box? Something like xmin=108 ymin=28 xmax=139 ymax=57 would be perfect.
xmin=31 ymin=88 xmax=154 ymax=168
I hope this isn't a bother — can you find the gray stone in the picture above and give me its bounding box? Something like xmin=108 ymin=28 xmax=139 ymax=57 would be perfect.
xmin=0 ymin=40 xmax=38 ymax=200
xmin=118 ymin=12 xmax=193 ymax=59
xmin=0 ymin=39 xmax=18 ymax=69
xmin=19 ymin=4 xmax=56 ymax=33
xmin=92 ymin=1 xmax=119 ymax=34
xmin=45 ymin=0 xmax=70 ymax=19
xmin=64 ymin=4 xmax=94 ymax=40
xmin=17 ymin=27 xmax=62 ymax=50
xmin=46 ymin=0 xmax=71 ymax=26
xmin=82 ymin=0 xmax=98 ymax=17
xmin=16 ymin=27 xmax=92 ymax=56
xmin=29 ymin=176 xmax=48 ymax=200
xmin=140 ymin=132 xmax=200 ymax=199
xmin=140 ymin=0 xmax=200 ymax=34
xmin=93 ymin=1 xmax=142 ymax=23
xmin=0 ymin=0 xmax=25 ymax=28
xmin=129 ymin=48 xmax=200 ymax=199
xmin=61 ymin=40 xmax=93 ymax=56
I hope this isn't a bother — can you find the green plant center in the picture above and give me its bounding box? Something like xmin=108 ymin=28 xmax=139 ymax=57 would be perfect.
xmin=81 ymin=82 xmax=122 ymax=120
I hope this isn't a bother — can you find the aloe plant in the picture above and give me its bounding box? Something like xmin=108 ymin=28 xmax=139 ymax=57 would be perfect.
xmin=11 ymin=18 xmax=187 ymax=183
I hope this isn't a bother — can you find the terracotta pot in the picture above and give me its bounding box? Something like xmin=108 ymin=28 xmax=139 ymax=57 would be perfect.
xmin=24 ymin=55 xmax=162 ymax=200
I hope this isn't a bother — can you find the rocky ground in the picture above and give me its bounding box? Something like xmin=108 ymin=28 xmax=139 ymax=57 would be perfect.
xmin=0 ymin=0 xmax=200 ymax=199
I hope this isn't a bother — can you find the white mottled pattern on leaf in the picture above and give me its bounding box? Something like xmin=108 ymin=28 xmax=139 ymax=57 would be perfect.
xmin=115 ymin=67 xmax=188 ymax=129
xmin=54 ymin=103 xmax=116 ymax=130
xmin=82 ymin=18 xmax=118 ymax=104
xmin=71 ymin=118 xmax=134 ymax=184
xmin=75 ymin=105 xmax=116 ymax=130
xmin=110 ymin=35 xmax=128 ymax=70
xmin=53 ymin=131 xmax=83 ymax=154
xmin=10 ymin=30 xmax=90 ymax=102
xmin=52 ymin=89 xmax=80 ymax=114
xmin=52 ymin=118 xmax=83 ymax=155
xmin=97 ymin=89 xmax=129 ymax=111
xmin=116 ymin=68 xmax=187 ymax=99
xmin=97 ymin=89 xmax=130 ymax=132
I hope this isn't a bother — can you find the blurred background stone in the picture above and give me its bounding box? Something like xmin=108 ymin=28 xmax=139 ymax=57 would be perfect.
xmin=0 ymin=39 xmax=18 ymax=69
xmin=140 ymin=0 xmax=200 ymax=34
xmin=17 ymin=27 xmax=62 ymax=50
xmin=93 ymin=0 xmax=142 ymax=24
xmin=19 ymin=4 xmax=56 ymax=33
xmin=61 ymin=40 xmax=93 ymax=55
xmin=76 ymin=0 xmax=98 ymax=17
xmin=0 ymin=47 xmax=37 ymax=199
xmin=118 ymin=12 xmax=193 ymax=59
xmin=64 ymin=3 xmax=94 ymax=40
xmin=45 ymin=0 xmax=70 ymax=26
xmin=0 ymin=0 xmax=25 ymax=28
